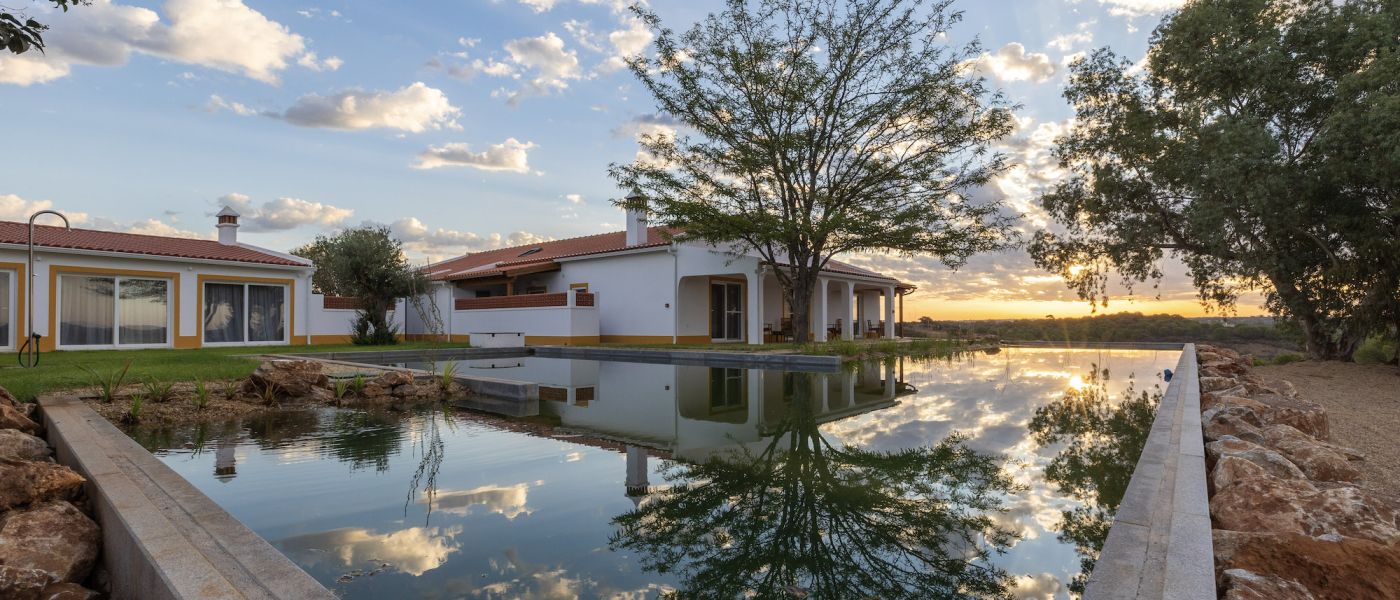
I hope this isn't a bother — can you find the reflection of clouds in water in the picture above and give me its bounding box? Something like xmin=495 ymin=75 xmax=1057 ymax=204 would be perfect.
xmin=563 ymin=451 xmax=582 ymax=462
xmin=278 ymin=525 xmax=461 ymax=576
xmin=1012 ymin=572 xmax=1065 ymax=599
xmin=468 ymin=547 xmax=673 ymax=600
xmin=428 ymin=483 xmax=532 ymax=520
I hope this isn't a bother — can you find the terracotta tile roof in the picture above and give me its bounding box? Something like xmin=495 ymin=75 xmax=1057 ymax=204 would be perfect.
xmin=426 ymin=226 xmax=900 ymax=284
xmin=0 ymin=220 xmax=309 ymax=267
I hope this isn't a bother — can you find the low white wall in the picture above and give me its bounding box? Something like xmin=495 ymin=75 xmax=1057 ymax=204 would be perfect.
xmin=450 ymin=305 xmax=598 ymax=343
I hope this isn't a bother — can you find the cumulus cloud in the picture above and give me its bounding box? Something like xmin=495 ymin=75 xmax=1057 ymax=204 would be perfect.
xmin=516 ymin=0 xmax=558 ymax=13
xmin=563 ymin=193 xmax=584 ymax=204
xmin=273 ymin=83 xmax=461 ymax=133
xmin=388 ymin=217 xmax=549 ymax=261
xmin=596 ymin=17 xmax=653 ymax=73
xmin=215 ymin=193 xmax=353 ymax=232
xmin=0 ymin=0 xmax=332 ymax=86
xmin=1084 ymin=0 xmax=1185 ymax=17
xmin=414 ymin=138 xmax=536 ymax=173
xmin=296 ymin=51 xmax=343 ymax=72
xmin=0 ymin=194 xmax=91 ymax=224
xmin=970 ymin=43 xmax=1057 ymax=83
xmin=205 ymin=94 xmax=257 ymax=116
xmin=483 ymin=32 xmax=582 ymax=105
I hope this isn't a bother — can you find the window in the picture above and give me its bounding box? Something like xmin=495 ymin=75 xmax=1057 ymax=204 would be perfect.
xmin=524 ymin=285 xmax=547 ymax=295
xmin=59 ymin=275 xmax=170 ymax=347
xmin=569 ymin=283 xmax=589 ymax=292
xmin=518 ymin=247 xmax=543 ymax=257
xmin=204 ymin=282 xmax=286 ymax=345
xmin=708 ymin=368 xmax=746 ymax=413
xmin=0 ymin=270 xmax=12 ymax=349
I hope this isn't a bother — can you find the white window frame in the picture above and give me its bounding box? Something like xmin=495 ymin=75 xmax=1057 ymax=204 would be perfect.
xmin=201 ymin=281 xmax=290 ymax=347
xmin=56 ymin=274 xmax=174 ymax=350
xmin=0 ymin=269 xmax=14 ymax=351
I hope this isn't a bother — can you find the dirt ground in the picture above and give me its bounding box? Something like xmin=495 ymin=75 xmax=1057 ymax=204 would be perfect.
xmin=1254 ymin=360 xmax=1400 ymax=504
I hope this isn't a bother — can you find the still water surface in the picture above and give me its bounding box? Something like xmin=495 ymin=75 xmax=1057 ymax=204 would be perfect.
xmin=133 ymin=347 xmax=1178 ymax=599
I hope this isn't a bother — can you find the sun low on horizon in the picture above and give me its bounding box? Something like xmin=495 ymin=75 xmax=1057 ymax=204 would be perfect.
xmin=0 ymin=0 xmax=1211 ymax=321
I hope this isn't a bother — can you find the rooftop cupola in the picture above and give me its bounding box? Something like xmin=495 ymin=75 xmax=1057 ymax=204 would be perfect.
xmin=624 ymin=187 xmax=648 ymax=246
xmin=216 ymin=206 xmax=240 ymax=245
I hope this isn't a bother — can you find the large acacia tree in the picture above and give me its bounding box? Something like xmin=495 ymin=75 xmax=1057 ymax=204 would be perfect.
xmin=612 ymin=0 xmax=1016 ymax=343
xmin=1030 ymin=0 xmax=1400 ymax=360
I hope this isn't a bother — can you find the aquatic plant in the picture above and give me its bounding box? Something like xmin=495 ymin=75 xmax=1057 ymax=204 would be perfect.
xmin=437 ymin=362 xmax=458 ymax=394
xmin=332 ymin=378 xmax=351 ymax=403
xmin=255 ymin=381 xmax=281 ymax=407
xmin=142 ymin=379 xmax=176 ymax=403
xmin=349 ymin=374 xmax=367 ymax=396
xmin=220 ymin=380 xmax=239 ymax=401
xmin=191 ymin=378 xmax=211 ymax=410
xmin=82 ymin=359 xmax=133 ymax=403
xmin=123 ymin=392 xmax=145 ymax=424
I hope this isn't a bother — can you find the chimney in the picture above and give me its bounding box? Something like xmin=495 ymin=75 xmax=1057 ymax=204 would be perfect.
xmin=216 ymin=206 xmax=240 ymax=245
xmin=625 ymin=188 xmax=648 ymax=246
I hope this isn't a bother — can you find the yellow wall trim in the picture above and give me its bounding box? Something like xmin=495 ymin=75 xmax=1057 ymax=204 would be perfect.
xmin=599 ymin=335 xmax=711 ymax=345
xmin=196 ymin=274 xmax=296 ymax=350
xmin=0 ymin=262 xmax=26 ymax=349
xmin=525 ymin=335 xmax=601 ymax=346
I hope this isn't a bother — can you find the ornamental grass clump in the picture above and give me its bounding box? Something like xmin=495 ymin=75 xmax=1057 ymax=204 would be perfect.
xmin=83 ymin=359 xmax=133 ymax=403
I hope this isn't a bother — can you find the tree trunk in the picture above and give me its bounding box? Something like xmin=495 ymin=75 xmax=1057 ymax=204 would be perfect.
xmin=1270 ymin=273 xmax=1361 ymax=361
xmin=788 ymin=272 xmax=818 ymax=345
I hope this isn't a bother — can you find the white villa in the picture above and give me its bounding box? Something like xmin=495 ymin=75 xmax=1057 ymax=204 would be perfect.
xmin=408 ymin=194 xmax=913 ymax=346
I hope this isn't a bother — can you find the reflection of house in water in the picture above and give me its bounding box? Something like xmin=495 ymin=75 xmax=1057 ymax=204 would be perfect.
xmin=452 ymin=357 xmax=911 ymax=465
xmin=214 ymin=437 xmax=238 ymax=482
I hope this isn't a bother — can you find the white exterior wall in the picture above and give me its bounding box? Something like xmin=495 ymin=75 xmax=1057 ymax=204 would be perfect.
xmin=0 ymin=246 xmax=312 ymax=350
xmin=449 ymin=305 xmax=598 ymax=343
xmin=304 ymin=294 xmax=404 ymax=341
xmin=556 ymin=250 xmax=678 ymax=340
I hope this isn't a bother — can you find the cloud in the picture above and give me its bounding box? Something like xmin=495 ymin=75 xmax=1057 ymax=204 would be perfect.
xmin=0 ymin=0 xmax=329 ymax=86
xmin=274 ymin=83 xmax=461 ymax=133
xmin=971 ymin=43 xmax=1057 ymax=83
xmin=205 ymin=94 xmax=257 ymax=116
xmin=296 ymin=51 xmax=343 ymax=71
xmin=1048 ymin=31 xmax=1092 ymax=53
xmin=597 ymin=17 xmax=653 ymax=73
xmin=1085 ymin=0 xmax=1185 ymax=17
xmin=215 ymin=193 xmax=353 ymax=232
xmin=414 ymin=138 xmax=536 ymax=173
xmin=0 ymin=194 xmax=91 ymax=224
xmin=564 ymin=193 xmax=584 ymax=204
xmin=485 ymin=32 xmax=582 ymax=105
xmin=517 ymin=0 xmax=558 ymax=13
xmin=388 ymin=217 xmax=550 ymax=261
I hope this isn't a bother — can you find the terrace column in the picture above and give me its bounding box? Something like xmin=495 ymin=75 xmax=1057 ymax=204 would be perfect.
xmin=818 ymin=373 xmax=830 ymax=412
xmin=841 ymin=281 xmax=855 ymax=340
xmin=884 ymin=361 xmax=896 ymax=398
xmin=746 ymin=269 xmax=763 ymax=345
xmin=883 ymin=285 xmax=897 ymax=339
xmin=815 ymin=278 xmax=829 ymax=342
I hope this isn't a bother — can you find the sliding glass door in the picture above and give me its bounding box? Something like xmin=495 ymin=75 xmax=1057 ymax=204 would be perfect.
xmin=204 ymin=282 xmax=286 ymax=345
xmin=709 ymin=281 xmax=744 ymax=341
xmin=58 ymin=275 xmax=170 ymax=348
xmin=0 ymin=271 xmax=11 ymax=350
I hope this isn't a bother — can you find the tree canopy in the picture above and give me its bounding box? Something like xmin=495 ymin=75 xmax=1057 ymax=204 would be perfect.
xmin=612 ymin=0 xmax=1017 ymax=342
xmin=1030 ymin=0 xmax=1400 ymax=360
xmin=292 ymin=226 xmax=427 ymax=345
xmin=2 ymin=1 xmax=85 ymax=55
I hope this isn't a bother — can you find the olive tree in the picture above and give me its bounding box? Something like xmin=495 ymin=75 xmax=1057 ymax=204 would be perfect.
xmin=293 ymin=226 xmax=426 ymax=345
xmin=612 ymin=0 xmax=1017 ymax=343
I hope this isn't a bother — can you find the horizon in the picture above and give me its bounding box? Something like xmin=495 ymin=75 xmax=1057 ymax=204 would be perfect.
xmin=0 ymin=0 xmax=1260 ymax=321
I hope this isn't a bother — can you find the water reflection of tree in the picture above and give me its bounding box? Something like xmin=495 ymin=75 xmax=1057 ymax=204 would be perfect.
xmin=321 ymin=410 xmax=406 ymax=472
xmin=1027 ymin=366 xmax=1160 ymax=594
xmin=610 ymin=377 xmax=1022 ymax=600
xmin=406 ymin=407 xmax=453 ymax=524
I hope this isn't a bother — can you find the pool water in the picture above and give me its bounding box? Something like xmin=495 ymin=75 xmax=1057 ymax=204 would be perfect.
xmin=131 ymin=347 xmax=1179 ymax=599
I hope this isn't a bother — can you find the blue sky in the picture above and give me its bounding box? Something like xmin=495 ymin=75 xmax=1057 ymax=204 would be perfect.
xmin=3 ymin=0 xmax=1233 ymax=319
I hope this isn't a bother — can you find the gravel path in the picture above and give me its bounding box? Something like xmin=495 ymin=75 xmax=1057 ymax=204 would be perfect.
xmin=1255 ymin=360 xmax=1400 ymax=505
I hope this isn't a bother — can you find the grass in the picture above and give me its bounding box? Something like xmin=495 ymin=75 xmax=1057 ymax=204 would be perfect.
xmin=0 ymin=341 xmax=473 ymax=402
xmin=1253 ymin=352 xmax=1307 ymax=366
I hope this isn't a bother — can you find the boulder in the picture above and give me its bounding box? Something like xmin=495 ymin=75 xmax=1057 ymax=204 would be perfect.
xmin=1205 ymin=437 xmax=1308 ymax=484
xmin=0 ymin=459 xmax=85 ymax=511
xmin=360 ymin=383 xmax=390 ymax=399
xmin=0 ymin=501 xmax=100 ymax=588
xmin=0 ymin=565 xmax=51 ymax=600
xmin=304 ymin=386 xmax=335 ymax=404
xmin=1214 ymin=531 xmax=1400 ymax=600
xmin=0 ymin=430 xmax=51 ymax=461
xmin=373 ymin=371 xmax=415 ymax=388
xmin=1261 ymin=425 xmax=1363 ymax=483
xmin=1220 ymin=569 xmax=1315 ymax=600
xmin=1211 ymin=477 xmax=1400 ymax=543
xmin=1201 ymin=376 xmax=1242 ymax=393
xmin=1203 ymin=385 xmax=1250 ymax=408
xmin=39 ymin=583 xmax=102 ymax=600
xmin=0 ymin=403 xmax=41 ymax=435
xmin=1213 ymin=456 xmax=1304 ymax=492
xmin=1203 ymin=407 xmax=1266 ymax=444
xmin=0 ymin=385 xmax=18 ymax=408
xmin=243 ymin=360 xmax=330 ymax=399
xmin=1251 ymin=392 xmax=1330 ymax=440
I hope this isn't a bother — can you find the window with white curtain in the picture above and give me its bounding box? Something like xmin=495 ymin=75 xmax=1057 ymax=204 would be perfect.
xmin=203 ymin=282 xmax=286 ymax=344
xmin=0 ymin=271 xmax=12 ymax=349
xmin=59 ymin=275 xmax=170 ymax=347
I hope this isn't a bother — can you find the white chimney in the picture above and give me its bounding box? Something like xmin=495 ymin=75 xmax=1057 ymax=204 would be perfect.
xmin=625 ymin=188 xmax=648 ymax=246
xmin=216 ymin=206 xmax=240 ymax=245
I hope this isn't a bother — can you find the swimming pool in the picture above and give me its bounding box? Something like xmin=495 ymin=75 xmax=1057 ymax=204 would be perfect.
xmin=131 ymin=346 xmax=1178 ymax=599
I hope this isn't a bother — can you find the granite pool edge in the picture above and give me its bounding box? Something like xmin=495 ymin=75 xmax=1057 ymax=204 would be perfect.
xmin=38 ymin=394 xmax=335 ymax=600
xmin=1083 ymin=342 xmax=1214 ymax=599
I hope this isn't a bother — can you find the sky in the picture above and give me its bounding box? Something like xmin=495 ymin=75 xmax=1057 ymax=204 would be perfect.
xmin=0 ymin=0 xmax=1267 ymax=320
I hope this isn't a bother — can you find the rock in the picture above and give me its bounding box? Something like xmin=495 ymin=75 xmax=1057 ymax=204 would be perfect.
xmin=0 ymin=459 xmax=85 ymax=511
xmin=1220 ymin=569 xmax=1315 ymax=600
xmin=1203 ymin=407 xmax=1267 ymax=444
xmin=0 ymin=403 xmax=41 ymax=435
xmin=0 ymin=501 xmax=100 ymax=588
xmin=0 ymin=385 xmax=18 ymax=408
xmin=360 ymin=383 xmax=390 ymax=399
xmin=0 ymin=565 xmax=51 ymax=600
xmin=1201 ymin=376 xmax=1241 ymax=393
xmin=1250 ymin=392 xmax=1330 ymax=440
xmin=374 ymin=371 xmax=415 ymax=388
xmin=1205 ymin=437 xmax=1308 ymax=484
xmin=39 ymin=583 xmax=101 ymax=600
xmin=1214 ymin=531 xmax=1400 ymax=600
xmin=1203 ymin=385 xmax=1250 ymax=408
xmin=243 ymin=360 xmax=330 ymax=398
xmin=1211 ymin=477 xmax=1400 ymax=543
xmin=1213 ymin=456 xmax=1301 ymax=492
xmin=0 ymin=430 xmax=51 ymax=461
xmin=1261 ymin=425 xmax=1363 ymax=483
xmin=304 ymin=386 xmax=334 ymax=404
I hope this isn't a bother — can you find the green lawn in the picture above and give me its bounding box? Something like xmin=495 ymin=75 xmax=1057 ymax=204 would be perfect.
xmin=0 ymin=341 xmax=473 ymax=402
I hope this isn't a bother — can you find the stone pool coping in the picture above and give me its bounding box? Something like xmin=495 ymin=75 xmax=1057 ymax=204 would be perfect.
xmin=38 ymin=394 xmax=335 ymax=600
xmin=280 ymin=345 xmax=845 ymax=372
xmin=1083 ymin=343 xmax=1214 ymax=599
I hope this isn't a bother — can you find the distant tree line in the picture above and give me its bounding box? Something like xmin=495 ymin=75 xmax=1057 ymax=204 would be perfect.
xmin=916 ymin=313 xmax=1294 ymax=346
